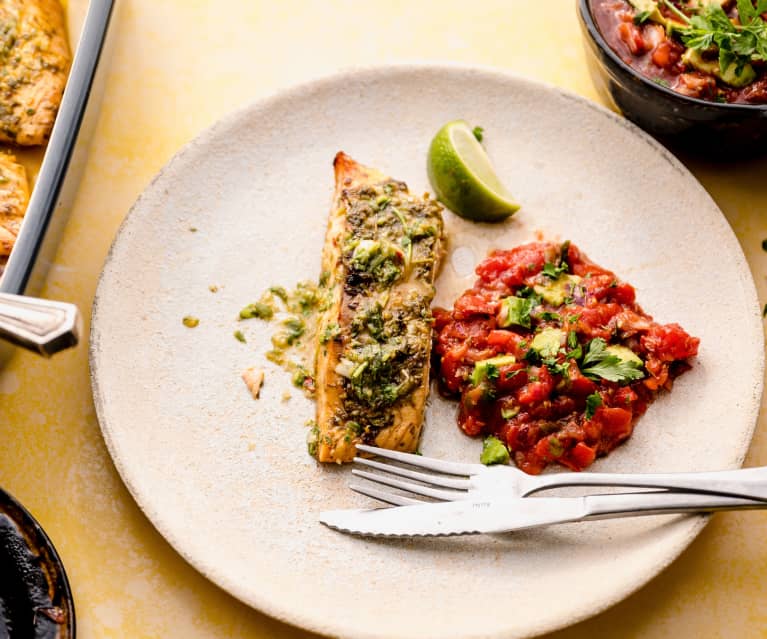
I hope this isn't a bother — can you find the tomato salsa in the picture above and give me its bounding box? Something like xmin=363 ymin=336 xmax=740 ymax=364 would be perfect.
xmin=592 ymin=0 xmax=767 ymax=104
xmin=433 ymin=241 xmax=699 ymax=475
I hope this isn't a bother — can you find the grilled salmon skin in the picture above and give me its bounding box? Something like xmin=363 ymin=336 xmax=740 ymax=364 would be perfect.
xmin=0 ymin=0 xmax=71 ymax=146
xmin=0 ymin=152 xmax=28 ymax=260
xmin=314 ymin=152 xmax=445 ymax=463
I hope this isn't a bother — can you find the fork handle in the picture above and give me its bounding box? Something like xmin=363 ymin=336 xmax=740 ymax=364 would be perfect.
xmin=525 ymin=466 xmax=767 ymax=502
xmin=0 ymin=292 xmax=80 ymax=357
xmin=583 ymin=490 xmax=767 ymax=520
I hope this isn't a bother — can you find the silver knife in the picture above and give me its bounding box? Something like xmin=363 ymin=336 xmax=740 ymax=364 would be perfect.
xmin=320 ymin=491 xmax=766 ymax=538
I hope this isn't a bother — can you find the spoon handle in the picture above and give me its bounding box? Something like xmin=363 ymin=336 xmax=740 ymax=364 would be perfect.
xmin=0 ymin=292 xmax=80 ymax=357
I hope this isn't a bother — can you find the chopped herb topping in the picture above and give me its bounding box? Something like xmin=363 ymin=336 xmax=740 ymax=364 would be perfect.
xmin=233 ymin=330 xmax=246 ymax=343
xmin=676 ymin=0 xmax=767 ymax=77
xmin=240 ymin=301 xmax=274 ymax=320
xmin=307 ymin=425 xmax=320 ymax=457
xmin=542 ymin=261 xmax=568 ymax=279
xmin=585 ymin=392 xmax=603 ymax=419
xmin=634 ymin=9 xmax=653 ymax=24
xmin=472 ymin=125 xmax=484 ymax=142
xmin=320 ymin=322 xmax=341 ymax=344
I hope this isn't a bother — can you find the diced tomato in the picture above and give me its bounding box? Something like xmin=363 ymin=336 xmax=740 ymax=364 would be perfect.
xmin=454 ymin=292 xmax=498 ymax=317
xmin=569 ymin=443 xmax=597 ymax=470
xmin=577 ymin=303 xmax=622 ymax=340
xmin=618 ymin=22 xmax=645 ymax=55
xmin=487 ymin=329 xmax=529 ymax=358
xmin=475 ymin=244 xmax=549 ymax=287
xmin=565 ymin=362 xmax=598 ymax=397
xmin=495 ymin=363 xmax=528 ymax=392
xmin=516 ymin=366 xmax=554 ymax=406
xmin=641 ymin=323 xmax=700 ymax=361
xmin=651 ymin=41 xmax=679 ymax=69
xmin=593 ymin=406 xmax=633 ymax=442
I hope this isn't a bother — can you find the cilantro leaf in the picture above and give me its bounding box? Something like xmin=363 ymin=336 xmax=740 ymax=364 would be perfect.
xmin=542 ymin=262 xmax=567 ymax=279
xmin=676 ymin=0 xmax=767 ymax=76
xmin=580 ymin=338 xmax=645 ymax=384
xmin=581 ymin=337 xmax=607 ymax=367
xmin=472 ymin=126 xmax=484 ymax=142
xmin=585 ymin=392 xmax=603 ymax=419
xmin=583 ymin=357 xmax=645 ymax=383
xmin=738 ymin=0 xmax=757 ymax=23
xmin=634 ymin=9 xmax=653 ymax=24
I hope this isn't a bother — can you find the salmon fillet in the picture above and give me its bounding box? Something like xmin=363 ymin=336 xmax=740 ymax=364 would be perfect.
xmin=314 ymin=152 xmax=445 ymax=463
xmin=0 ymin=0 xmax=71 ymax=146
xmin=0 ymin=152 xmax=28 ymax=260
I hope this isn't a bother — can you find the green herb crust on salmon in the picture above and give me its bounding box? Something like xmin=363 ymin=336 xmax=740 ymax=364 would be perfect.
xmin=313 ymin=152 xmax=445 ymax=463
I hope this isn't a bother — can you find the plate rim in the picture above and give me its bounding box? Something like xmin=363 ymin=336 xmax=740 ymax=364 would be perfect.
xmin=89 ymin=61 xmax=765 ymax=639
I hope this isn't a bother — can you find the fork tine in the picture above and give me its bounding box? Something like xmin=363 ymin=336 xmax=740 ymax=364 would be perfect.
xmin=350 ymin=482 xmax=425 ymax=506
xmin=352 ymin=469 xmax=468 ymax=501
xmin=356 ymin=444 xmax=477 ymax=476
xmin=353 ymin=457 xmax=473 ymax=491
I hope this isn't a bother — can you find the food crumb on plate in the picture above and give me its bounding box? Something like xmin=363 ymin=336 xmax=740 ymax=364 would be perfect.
xmin=182 ymin=315 xmax=199 ymax=328
xmin=242 ymin=367 xmax=264 ymax=399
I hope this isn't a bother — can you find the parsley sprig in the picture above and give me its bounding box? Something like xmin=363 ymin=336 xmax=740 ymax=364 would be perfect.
xmin=580 ymin=338 xmax=645 ymax=384
xmin=667 ymin=0 xmax=767 ymax=76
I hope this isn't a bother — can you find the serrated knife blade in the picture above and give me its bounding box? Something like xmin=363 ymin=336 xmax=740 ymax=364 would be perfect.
xmin=319 ymin=491 xmax=764 ymax=538
xmin=319 ymin=497 xmax=589 ymax=538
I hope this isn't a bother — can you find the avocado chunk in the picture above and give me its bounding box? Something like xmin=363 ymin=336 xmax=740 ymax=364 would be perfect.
xmin=534 ymin=274 xmax=581 ymax=307
xmin=628 ymin=0 xmax=686 ymax=30
xmin=681 ymin=49 xmax=756 ymax=88
xmin=480 ymin=436 xmax=510 ymax=466
xmin=471 ymin=355 xmax=516 ymax=386
xmin=531 ymin=328 xmax=565 ymax=359
xmin=498 ymin=296 xmax=534 ymax=328
xmin=604 ymin=344 xmax=643 ymax=365
xmin=628 ymin=0 xmax=664 ymax=23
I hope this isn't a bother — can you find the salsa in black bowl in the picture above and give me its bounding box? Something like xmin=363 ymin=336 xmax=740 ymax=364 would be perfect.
xmin=578 ymin=0 xmax=767 ymax=153
xmin=0 ymin=488 xmax=74 ymax=639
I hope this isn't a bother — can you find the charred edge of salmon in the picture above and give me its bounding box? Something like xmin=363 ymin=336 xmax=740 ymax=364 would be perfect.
xmin=315 ymin=152 xmax=444 ymax=463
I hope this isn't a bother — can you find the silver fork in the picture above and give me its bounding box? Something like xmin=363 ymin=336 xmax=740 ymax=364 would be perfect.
xmin=352 ymin=444 xmax=767 ymax=505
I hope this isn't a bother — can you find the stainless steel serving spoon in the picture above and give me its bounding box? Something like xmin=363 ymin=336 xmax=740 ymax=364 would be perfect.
xmin=0 ymin=292 xmax=80 ymax=357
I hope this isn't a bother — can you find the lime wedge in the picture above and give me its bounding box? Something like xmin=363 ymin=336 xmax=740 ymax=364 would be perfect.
xmin=427 ymin=120 xmax=520 ymax=222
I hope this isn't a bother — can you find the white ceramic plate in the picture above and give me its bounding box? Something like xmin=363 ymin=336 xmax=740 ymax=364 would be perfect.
xmin=90 ymin=65 xmax=763 ymax=639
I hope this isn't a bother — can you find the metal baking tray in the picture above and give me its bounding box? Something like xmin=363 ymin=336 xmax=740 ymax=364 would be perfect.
xmin=0 ymin=1 xmax=116 ymax=296
xmin=0 ymin=0 xmax=116 ymax=361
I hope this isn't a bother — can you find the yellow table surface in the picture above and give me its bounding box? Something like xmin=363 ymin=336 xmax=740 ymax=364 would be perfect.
xmin=1 ymin=1 xmax=766 ymax=637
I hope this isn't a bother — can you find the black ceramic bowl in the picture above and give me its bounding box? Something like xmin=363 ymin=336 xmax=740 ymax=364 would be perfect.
xmin=577 ymin=0 xmax=767 ymax=154
xmin=0 ymin=488 xmax=74 ymax=638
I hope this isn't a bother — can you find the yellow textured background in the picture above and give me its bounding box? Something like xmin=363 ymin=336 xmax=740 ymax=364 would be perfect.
xmin=1 ymin=1 xmax=766 ymax=637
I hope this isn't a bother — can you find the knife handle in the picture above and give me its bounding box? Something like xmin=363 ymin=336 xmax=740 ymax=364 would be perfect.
xmin=0 ymin=292 xmax=80 ymax=357
xmin=583 ymin=491 xmax=766 ymax=520
xmin=524 ymin=465 xmax=767 ymax=502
